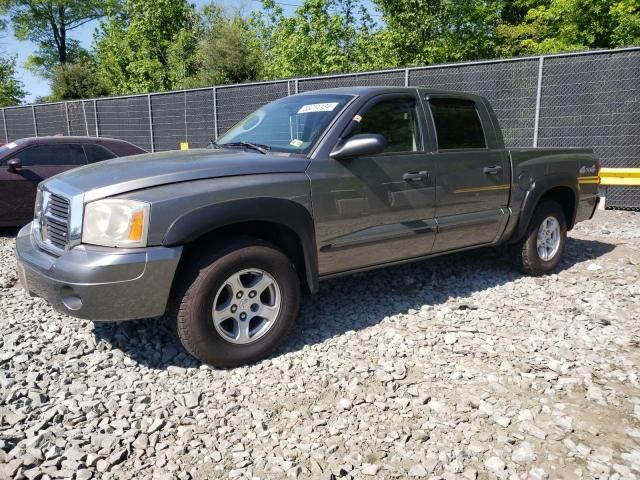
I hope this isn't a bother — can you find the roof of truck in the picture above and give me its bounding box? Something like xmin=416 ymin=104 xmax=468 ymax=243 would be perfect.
xmin=296 ymin=86 xmax=486 ymax=102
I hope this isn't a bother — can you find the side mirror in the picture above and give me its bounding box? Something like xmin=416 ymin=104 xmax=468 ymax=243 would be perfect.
xmin=7 ymin=158 xmax=22 ymax=173
xmin=330 ymin=134 xmax=386 ymax=161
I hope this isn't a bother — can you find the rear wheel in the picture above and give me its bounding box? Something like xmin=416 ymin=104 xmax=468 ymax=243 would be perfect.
xmin=172 ymin=238 xmax=300 ymax=367
xmin=513 ymin=200 xmax=567 ymax=276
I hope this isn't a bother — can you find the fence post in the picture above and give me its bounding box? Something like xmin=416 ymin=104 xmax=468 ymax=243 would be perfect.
xmin=184 ymin=91 xmax=188 ymax=146
xmin=294 ymin=79 xmax=299 ymax=94
xmin=147 ymin=94 xmax=154 ymax=152
xmin=32 ymin=105 xmax=38 ymax=137
xmin=82 ymin=102 xmax=89 ymax=136
xmin=2 ymin=109 xmax=8 ymax=143
xmin=212 ymin=87 xmax=218 ymax=140
xmin=533 ymin=56 xmax=544 ymax=148
xmin=405 ymin=68 xmax=409 ymax=87
xmin=93 ymin=99 xmax=99 ymax=136
xmin=64 ymin=102 xmax=71 ymax=136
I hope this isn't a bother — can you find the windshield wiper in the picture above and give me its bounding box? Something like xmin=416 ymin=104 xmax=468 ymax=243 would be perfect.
xmin=217 ymin=141 xmax=270 ymax=155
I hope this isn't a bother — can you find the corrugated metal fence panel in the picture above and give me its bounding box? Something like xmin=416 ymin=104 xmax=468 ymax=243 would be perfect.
xmin=185 ymin=89 xmax=216 ymax=148
xmin=97 ymin=96 xmax=152 ymax=151
xmin=34 ymin=103 xmax=67 ymax=136
xmin=5 ymin=107 xmax=36 ymax=141
xmin=151 ymin=92 xmax=187 ymax=152
xmin=67 ymin=101 xmax=95 ymax=136
xmin=297 ymin=70 xmax=405 ymax=92
xmin=410 ymin=59 xmax=539 ymax=148
xmin=537 ymin=50 xmax=640 ymax=210
xmin=216 ymin=82 xmax=289 ymax=135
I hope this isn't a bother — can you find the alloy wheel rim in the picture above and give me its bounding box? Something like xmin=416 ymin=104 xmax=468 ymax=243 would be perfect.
xmin=536 ymin=216 xmax=561 ymax=261
xmin=212 ymin=268 xmax=281 ymax=344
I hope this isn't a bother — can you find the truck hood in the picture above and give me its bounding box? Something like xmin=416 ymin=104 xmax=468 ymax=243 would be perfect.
xmin=46 ymin=148 xmax=311 ymax=202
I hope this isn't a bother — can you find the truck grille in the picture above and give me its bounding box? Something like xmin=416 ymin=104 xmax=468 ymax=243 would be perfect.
xmin=40 ymin=192 xmax=70 ymax=251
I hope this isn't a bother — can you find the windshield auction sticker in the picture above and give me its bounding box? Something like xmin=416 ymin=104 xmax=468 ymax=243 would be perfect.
xmin=297 ymin=102 xmax=339 ymax=114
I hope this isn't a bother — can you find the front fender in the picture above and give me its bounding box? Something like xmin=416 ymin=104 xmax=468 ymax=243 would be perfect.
xmin=162 ymin=197 xmax=319 ymax=293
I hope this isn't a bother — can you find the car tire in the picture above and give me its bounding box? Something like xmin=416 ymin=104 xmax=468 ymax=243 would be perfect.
xmin=513 ymin=200 xmax=567 ymax=276
xmin=172 ymin=237 xmax=300 ymax=367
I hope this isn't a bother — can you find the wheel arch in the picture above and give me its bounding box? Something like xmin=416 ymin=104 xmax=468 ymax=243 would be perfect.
xmin=509 ymin=177 xmax=578 ymax=244
xmin=163 ymin=198 xmax=319 ymax=293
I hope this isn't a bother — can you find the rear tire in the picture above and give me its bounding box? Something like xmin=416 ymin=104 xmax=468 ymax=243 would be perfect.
xmin=513 ymin=200 xmax=567 ymax=276
xmin=172 ymin=238 xmax=300 ymax=367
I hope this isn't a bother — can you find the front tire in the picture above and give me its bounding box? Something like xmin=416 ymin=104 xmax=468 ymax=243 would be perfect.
xmin=513 ymin=200 xmax=567 ymax=276
xmin=173 ymin=238 xmax=300 ymax=367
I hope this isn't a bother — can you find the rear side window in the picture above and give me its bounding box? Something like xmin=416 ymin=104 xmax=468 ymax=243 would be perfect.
xmin=84 ymin=144 xmax=116 ymax=163
xmin=9 ymin=144 xmax=87 ymax=166
xmin=429 ymin=98 xmax=486 ymax=150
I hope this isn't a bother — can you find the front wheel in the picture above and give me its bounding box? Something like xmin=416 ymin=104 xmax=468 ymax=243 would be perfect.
xmin=173 ymin=238 xmax=300 ymax=367
xmin=513 ymin=200 xmax=567 ymax=276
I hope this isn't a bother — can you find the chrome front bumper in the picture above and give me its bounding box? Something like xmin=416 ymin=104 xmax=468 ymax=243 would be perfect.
xmin=15 ymin=222 xmax=182 ymax=321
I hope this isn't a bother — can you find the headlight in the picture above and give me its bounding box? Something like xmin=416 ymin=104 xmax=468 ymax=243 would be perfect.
xmin=34 ymin=187 xmax=43 ymax=219
xmin=82 ymin=199 xmax=150 ymax=248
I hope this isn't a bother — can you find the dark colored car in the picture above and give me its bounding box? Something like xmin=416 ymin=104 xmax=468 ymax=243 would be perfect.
xmin=16 ymin=88 xmax=600 ymax=367
xmin=0 ymin=136 xmax=145 ymax=227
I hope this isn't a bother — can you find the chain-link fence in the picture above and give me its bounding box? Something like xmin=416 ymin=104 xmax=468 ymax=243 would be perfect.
xmin=1 ymin=47 xmax=638 ymax=208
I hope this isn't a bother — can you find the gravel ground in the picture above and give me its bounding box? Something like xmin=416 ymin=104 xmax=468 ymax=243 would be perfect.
xmin=1 ymin=210 xmax=639 ymax=480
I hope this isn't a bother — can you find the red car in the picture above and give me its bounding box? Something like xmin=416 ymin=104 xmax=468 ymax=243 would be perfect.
xmin=0 ymin=136 xmax=146 ymax=227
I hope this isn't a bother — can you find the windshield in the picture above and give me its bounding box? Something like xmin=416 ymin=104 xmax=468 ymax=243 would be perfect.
xmin=215 ymin=94 xmax=352 ymax=154
xmin=0 ymin=140 xmax=25 ymax=156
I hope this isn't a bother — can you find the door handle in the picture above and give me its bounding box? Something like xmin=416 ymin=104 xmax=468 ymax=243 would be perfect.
xmin=483 ymin=165 xmax=502 ymax=175
xmin=402 ymin=170 xmax=429 ymax=182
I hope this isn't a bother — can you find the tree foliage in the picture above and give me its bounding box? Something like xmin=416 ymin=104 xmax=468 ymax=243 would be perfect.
xmin=47 ymin=62 xmax=110 ymax=101
xmin=498 ymin=0 xmax=640 ymax=55
xmin=94 ymin=0 xmax=199 ymax=94
xmin=0 ymin=0 xmax=113 ymax=77
xmin=251 ymin=0 xmax=390 ymax=78
xmin=0 ymin=55 xmax=26 ymax=106
xmin=184 ymin=3 xmax=264 ymax=87
xmin=371 ymin=0 xmax=503 ymax=66
xmin=4 ymin=0 xmax=640 ymax=104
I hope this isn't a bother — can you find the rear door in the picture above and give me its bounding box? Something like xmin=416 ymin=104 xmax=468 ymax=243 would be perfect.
xmin=0 ymin=143 xmax=87 ymax=226
xmin=426 ymin=97 xmax=510 ymax=251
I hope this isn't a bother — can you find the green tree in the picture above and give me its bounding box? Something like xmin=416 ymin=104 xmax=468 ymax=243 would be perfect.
xmin=371 ymin=0 xmax=503 ymax=66
xmin=0 ymin=0 xmax=113 ymax=77
xmin=0 ymin=55 xmax=27 ymax=106
xmin=47 ymin=62 xmax=110 ymax=101
xmin=610 ymin=0 xmax=640 ymax=46
xmin=94 ymin=0 xmax=199 ymax=94
xmin=498 ymin=0 xmax=640 ymax=55
xmin=250 ymin=0 xmax=388 ymax=79
xmin=185 ymin=3 xmax=263 ymax=87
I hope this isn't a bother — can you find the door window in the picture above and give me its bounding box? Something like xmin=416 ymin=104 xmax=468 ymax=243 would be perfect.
xmin=84 ymin=144 xmax=117 ymax=163
xmin=429 ymin=98 xmax=486 ymax=150
xmin=350 ymin=97 xmax=422 ymax=153
xmin=8 ymin=144 xmax=87 ymax=166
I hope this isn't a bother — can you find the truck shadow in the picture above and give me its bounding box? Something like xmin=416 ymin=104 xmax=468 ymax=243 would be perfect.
xmin=92 ymin=237 xmax=615 ymax=369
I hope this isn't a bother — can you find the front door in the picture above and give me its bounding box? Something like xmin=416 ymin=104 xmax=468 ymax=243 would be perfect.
xmin=427 ymin=97 xmax=510 ymax=252
xmin=309 ymin=93 xmax=437 ymax=275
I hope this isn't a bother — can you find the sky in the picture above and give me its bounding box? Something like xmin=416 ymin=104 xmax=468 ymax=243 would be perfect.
xmin=0 ymin=0 xmax=307 ymax=103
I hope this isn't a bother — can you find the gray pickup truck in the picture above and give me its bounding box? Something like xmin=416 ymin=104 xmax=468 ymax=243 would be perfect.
xmin=16 ymin=87 xmax=600 ymax=366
